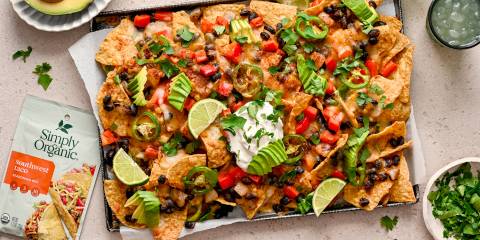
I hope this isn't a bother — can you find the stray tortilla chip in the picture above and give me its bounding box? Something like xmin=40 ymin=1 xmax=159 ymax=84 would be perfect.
xmin=393 ymin=45 xmax=414 ymax=104
xmin=103 ymin=180 xmax=146 ymax=229
xmin=152 ymin=208 xmax=187 ymax=240
xmin=343 ymin=179 xmax=394 ymax=211
xmin=172 ymin=11 xmax=205 ymax=51
xmin=311 ymin=134 xmax=348 ymax=185
xmin=365 ymin=121 xmax=412 ymax=163
xmin=96 ymin=19 xmax=138 ymax=66
xmin=250 ymin=1 xmax=298 ymax=26
xmin=236 ymin=185 xmax=267 ymax=219
xmin=305 ymin=0 xmax=340 ymax=15
xmin=166 ymin=154 xmax=207 ymax=190
xmin=282 ymin=92 xmax=313 ymax=134
xmin=389 ymin=154 xmax=416 ymax=203
xmin=199 ymin=123 xmax=232 ymax=168
xmin=97 ymin=71 xmax=133 ymax=136
xmin=202 ymin=4 xmax=244 ymax=23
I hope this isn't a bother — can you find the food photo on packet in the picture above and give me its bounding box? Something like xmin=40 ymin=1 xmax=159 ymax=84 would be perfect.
xmin=1 ymin=0 xmax=479 ymax=239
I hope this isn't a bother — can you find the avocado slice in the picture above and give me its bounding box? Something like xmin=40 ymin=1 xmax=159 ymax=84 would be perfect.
xmin=247 ymin=161 xmax=263 ymax=175
xmin=127 ymin=66 xmax=148 ymax=107
xmin=25 ymin=0 xmax=93 ymax=15
xmin=168 ymin=73 xmax=192 ymax=111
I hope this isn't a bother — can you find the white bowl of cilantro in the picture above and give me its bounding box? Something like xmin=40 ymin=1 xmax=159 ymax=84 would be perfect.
xmin=423 ymin=157 xmax=480 ymax=240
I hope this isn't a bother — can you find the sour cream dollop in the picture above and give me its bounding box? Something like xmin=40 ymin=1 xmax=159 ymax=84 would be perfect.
xmin=226 ymin=101 xmax=283 ymax=171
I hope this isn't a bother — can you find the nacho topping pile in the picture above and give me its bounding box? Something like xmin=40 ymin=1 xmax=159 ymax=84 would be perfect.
xmin=96 ymin=0 xmax=415 ymax=239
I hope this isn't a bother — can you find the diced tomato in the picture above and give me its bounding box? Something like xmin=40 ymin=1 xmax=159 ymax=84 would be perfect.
xmin=101 ymin=130 xmax=117 ymax=146
xmin=133 ymin=15 xmax=151 ymax=28
xmin=337 ymin=46 xmax=353 ymax=60
xmin=249 ymin=16 xmax=264 ymax=28
xmin=365 ymin=59 xmax=378 ymax=76
xmin=232 ymin=101 xmax=245 ymax=111
xmin=194 ymin=50 xmax=209 ymax=64
xmin=221 ymin=108 xmax=232 ymax=117
xmin=218 ymin=81 xmax=233 ymax=97
xmin=224 ymin=42 xmax=242 ymax=64
xmin=201 ymin=19 xmax=214 ymax=33
xmin=330 ymin=170 xmax=346 ymax=180
xmin=276 ymin=49 xmax=286 ymax=56
xmin=61 ymin=196 xmax=67 ymax=205
xmin=145 ymin=146 xmax=159 ymax=159
xmin=248 ymin=175 xmax=262 ymax=184
xmin=309 ymin=0 xmax=321 ymax=7
xmin=325 ymin=56 xmax=337 ymax=72
xmin=76 ymin=198 xmax=85 ymax=207
xmin=328 ymin=112 xmax=344 ymax=132
xmin=320 ymin=130 xmax=340 ymax=145
xmin=155 ymin=29 xmax=172 ymax=40
xmin=262 ymin=40 xmax=279 ymax=52
xmin=295 ymin=118 xmax=312 ymax=134
xmin=200 ymin=64 xmax=217 ymax=77
xmin=184 ymin=97 xmax=196 ymax=111
xmin=272 ymin=165 xmax=287 ymax=176
xmin=218 ymin=172 xmax=235 ymax=190
xmin=216 ymin=16 xmax=229 ymax=26
xmin=154 ymin=11 xmax=173 ymax=22
xmin=380 ymin=61 xmax=398 ymax=77
xmin=283 ymin=186 xmax=300 ymax=199
xmin=325 ymin=80 xmax=335 ymax=95
xmin=229 ymin=167 xmax=247 ymax=182
xmin=89 ymin=166 xmax=96 ymax=175
xmin=322 ymin=106 xmax=339 ymax=122
xmin=304 ymin=106 xmax=318 ymax=120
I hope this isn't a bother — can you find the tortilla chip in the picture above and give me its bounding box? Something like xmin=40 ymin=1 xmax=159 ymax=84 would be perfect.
xmin=97 ymin=70 xmax=133 ymax=136
xmin=202 ymin=4 xmax=244 ymax=23
xmin=36 ymin=204 xmax=67 ymax=240
xmin=152 ymin=208 xmax=187 ymax=240
xmin=216 ymin=197 xmax=237 ymax=207
xmin=49 ymin=189 xmax=78 ymax=239
xmin=365 ymin=121 xmax=412 ymax=162
xmin=96 ymin=19 xmax=138 ymax=66
xmin=199 ymin=123 xmax=232 ymax=168
xmin=378 ymin=16 xmax=403 ymax=33
xmin=103 ymin=180 xmax=146 ymax=229
xmin=236 ymin=185 xmax=267 ymax=219
xmin=259 ymin=186 xmax=282 ymax=213
xmin=382 ymin=33 xmax=410 ymax=69
xmin=376 ymin=98 xmax=411 ymax=123
xmin=369 ymin=75 xmax=403 ymax=104
xmin=305 ymin=0 xmax=340 ymax=15
xmin=166 ymin=154 xmax=207 ymax=190
xmin=282 ymin=92 xmax=313 ymax=134
xmin=389 ymin=154 xmax=416 ymax=203
xmin=393 ymin=45 xmax=414 ymax=104
xmin=250 ymin=1 xmax=298 ymax=26
xmin=343 ymin=178 xmax=394 ymax=211
xmin=366 ymin=25 xmax=397 ymax=66
xmin=172 ymin=11 xmax=205 ymax=51
xmin=311 ymin=134 xmax=348 ymax=185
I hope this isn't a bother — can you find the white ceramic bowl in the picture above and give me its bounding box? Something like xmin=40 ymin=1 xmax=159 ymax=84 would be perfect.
xmin=10 ymin=0 xmax=112 ymax=32
xmin=422 ymin=157 xmax=480 ymax=240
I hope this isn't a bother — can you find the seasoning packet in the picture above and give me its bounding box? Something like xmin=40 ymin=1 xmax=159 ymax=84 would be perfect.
xmin=0 ymin=95 xmax=101 ymax=240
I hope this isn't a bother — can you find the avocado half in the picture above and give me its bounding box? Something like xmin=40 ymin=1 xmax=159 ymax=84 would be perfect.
xmin=25 ymin=0 xmax=94 ymax=15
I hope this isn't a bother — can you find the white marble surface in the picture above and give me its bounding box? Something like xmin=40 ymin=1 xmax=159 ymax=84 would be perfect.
xmin=1 ymin=0 xmax=480 ymax=239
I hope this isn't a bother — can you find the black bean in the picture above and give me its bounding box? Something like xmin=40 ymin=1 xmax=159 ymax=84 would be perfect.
xmin=260 ymin=32 xmax=270 ymax=41
xmin=397 ymin=136 xmax=405 ymax=145
xmin=364 ymin=179 xmax=374 ymax=189
xmin=240 ymin=8 xmax=250 ymax=16
xmin=165 ymin=208 xmax=173 ymax=214
xmin=278 ymin=37 xmax=286 ymax=48
xmin=285 ymin=181 xmax=294 ymax=186
xmin=385 ymin=158 xmax=393 ymax=168
xmin=358 ymin=40 xmax=369 ymax=49
xmin=359 ymin=198 xmax=370 ymax=207
xmin=264 ymin=24 xmax=276 ymax=34
xmin=273 ymin=204 xmax=284 ymax=213
xmin=360 ymin=50 xmax=369 ymax=61
xmin=117 ymin=138 xmax=129 ymax=152
xmin=103 ymin=101 xmax=114 ymax=112
xmin=389 ymin=138 xmax=401 ymax=147
xmin=373 ymin=21 xmax=386 ymax=27
xmin=158 ymin=175 xmax=167 ymax=184
xmin=368 ymin=37 xmax=379 ymax=45
xmin=276 ymin=22 xmax=283 ymax=32
xmin=160 ymin=205 xmax=168 ymax=213
xmin=185 ymin=222 xmax=196 ymax=229
xmin=368 ymin=0 xmax=377 ymax=8
xmin=356 ymin=116 xmax=364 ymax=124
xmin=104 ymin=148 xmax=115 ymax=165
xmin=371 ymin=99 xmax=378 ymax=105
xmin=368 ymin=173 xmax=378 ymax=182
xmin=377 ymin=173 xmax=388 ymax=181
xmin=324 ymin=6 xmax=334 ymax=14
xmin=375 ymin=160 xmax=383 ymax=169
xmin=268 ymin=176 xmax=278 ymax=185
xmin=210 ymin=72 xmax=222 ymax=81
xmin=333 ymin=10 xmax=344 ymax=20
xmin=392 ymin=155 xmax=401 ymax=166
xmin=241 ymin=176 xmax=252 ymax=185
xmin=295 ymin=166 xmax=305 ymax=174
xmin=126 ymin=188 xmax=135 ymax=198
xmin=129 ymin=104 xmax=137 ymax=116
xmin=248 ymin=12 xmax=258 ymax=22
xmin=206 ymin=50 xmax=216 ymax=60
xmin=368 ymin=29 xmax=380 ymax=38
xmin=120 ymin=72 xmax=129 ymax=81
xmin=166 ymin=199 xmax=175 ymax=208
xmin=366 ymin=167 xmax=377 ymax=174
xmin=340 ymin=121 xmax=352 ymax=130
xmin=245 ymin=192 xmax=257 ymax=200
xmin=280 ymin=196 xmax=290 ymax=205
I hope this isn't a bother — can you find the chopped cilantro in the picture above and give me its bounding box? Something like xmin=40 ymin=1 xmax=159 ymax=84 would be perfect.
xmin=220 ymin=115 xmax=247 ymax=135
xmin=268 ymin=66 xmax=281 ymax=74
xmin=158 ymin=59 xmax=179 ymax=78
xmin=295 ymin=112 xmax=305 ymax=122
xmin=303 ymin=43 xmax=315 ymax=53
xmin=267 ymin=105 xmax=284 ymax=123
xmin=296 ymin=192 xmax=314 ymax=214
xmin=234 ymin=36 xmax=249 ymax=44
xmin=214 ymin=25 xmax=226 ymax=36
xmin=378 ymin=95 xmax=394 ymax=110
xmin=163 ymin=133 xmax=185 ymax=156
xmin=280 ymin=29 xmax=299 ymax=56
xmin=384 ymin=102 xmax=394 ymax=110
xmin=185 ymin=140 xmax=200 ymax=154
xmin=282 ymin=44 xmax=298 ymax=56
xmin=247 ymin=103 xmax=259 ymax=119
xmin=33 ymin=62 xmax=53 ymax=91
xmin=12 ymin=46 xmax=32 ymax=63
xmin=356 ymin=92 xmax=373 ymax=107
xmin=380 ymin=216 xmax=398 ymax=232
xmin=310 ymin=133 xmax=320 ymax=145
xmin=177 ymin=26 xmax=194 ymax=47
xmin=369 ymin=84 xmax=384 ymax=95
xmin=178 ymin=59 xmax=188 ymax=68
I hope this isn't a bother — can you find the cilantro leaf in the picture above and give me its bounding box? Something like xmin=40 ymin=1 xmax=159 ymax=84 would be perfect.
xmin=234 ymin=36 xmax=249 ymax=44
xmin=214 ymin=25 xmax=226 ymax=36
xmin=177 ymin=26 xmax=194 ymax=47
xmin=220 ymin=115 xmax=246 ymax=135
xmin=303 ymin=43 xmax=315 ymax=53
xmin=178 ymin=59 xmax=188 ymax=68
xmin=12 ymin=46 xmax=32 ymax=63
xmin=380 ymin=216 xmax=398 ymax=232
xmin=33 ymin=63 xmax=53 ymax=91
xmin=33 ymin=62 xmax=51 ymax=74
xmin=310 ymin=133 xmax=320 ymax=145
xmin=268 ymin=66 xmax=281 ymax=74
xmin=163 ymin=133 xmax=185 ymax=157
xmin=356 ymin=92 xmax=373 ymax=107
xmin=296 ymin=192 xmax=314 ymax=214
xmin=158 ymin=59 xmax=179 ymax=78
xmin=369 ymin=84 xmax=384 ymax=95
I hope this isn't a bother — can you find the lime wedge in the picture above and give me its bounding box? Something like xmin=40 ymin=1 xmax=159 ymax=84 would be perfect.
xmin=313 ymin=178 xmax=346 ymax=216
xmin=188 ymin=98 xmax=226 ymax=138
xmin=113 ymin=148 xmax=149 ymax=186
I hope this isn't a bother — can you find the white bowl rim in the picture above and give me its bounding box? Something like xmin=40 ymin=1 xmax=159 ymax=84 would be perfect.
xmin=422 ymin=157 xmax=480 ymax=240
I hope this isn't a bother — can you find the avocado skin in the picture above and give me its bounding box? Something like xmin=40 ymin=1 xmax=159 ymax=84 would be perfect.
xmin=25 ymin=0 xmax=94 ymax=15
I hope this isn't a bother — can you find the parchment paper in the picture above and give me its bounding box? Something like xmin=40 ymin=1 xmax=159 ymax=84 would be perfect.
xmin=68 ymin=1 xmax=425 ymax=238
